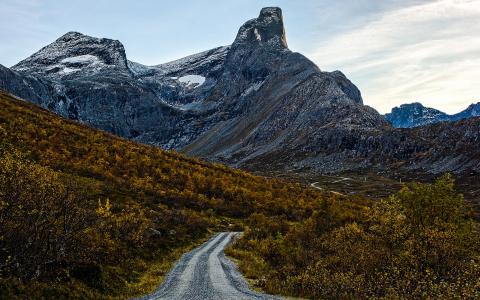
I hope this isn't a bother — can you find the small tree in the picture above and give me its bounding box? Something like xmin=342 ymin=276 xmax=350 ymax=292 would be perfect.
xmin=393 ymin=174 xmax=465 ymax=229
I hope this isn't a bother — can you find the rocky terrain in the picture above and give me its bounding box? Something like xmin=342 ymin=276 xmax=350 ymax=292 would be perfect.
xmin=386 ymin=102 xmax=480 ymax=128
xmin=1 ymin=7 xmax=479 ymax=178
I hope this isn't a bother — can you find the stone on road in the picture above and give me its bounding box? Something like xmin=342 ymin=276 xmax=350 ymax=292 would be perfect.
xmin=138 ymin=232 xmax=281 ymax=300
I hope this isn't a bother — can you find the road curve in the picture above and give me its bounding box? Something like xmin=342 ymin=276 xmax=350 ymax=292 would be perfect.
xmin=310 ymin=181 xmax=345 ymax=196
xmin=138 ymin=232 xmax=281 ymax=300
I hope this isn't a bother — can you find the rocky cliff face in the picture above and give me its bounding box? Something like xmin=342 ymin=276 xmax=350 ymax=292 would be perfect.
xmin=1 ymin=7 xmax=382 ymax=155
xmin=385 ymin=102 xmax=480 ymax=128
xmin=181 ymin=7 xmax=387 ymax=166
xmin=1 ymin=7 xmax=479 ymax=177
xmin=13 ymin=31 xmax=130 ymax=78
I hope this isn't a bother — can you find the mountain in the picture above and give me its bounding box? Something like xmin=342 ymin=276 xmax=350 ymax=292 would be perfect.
xmin=0 ymin=7 xmax=387 ymax=166
xmin=385 ymin=102 xmax=480 ymax=128
xmin=1 ymin=7 xmax=479 ymax=177
xmin=452 ymin=102 xmax=480 ymax=121
xmin=385 ymin=102 xmax=450 ymax=128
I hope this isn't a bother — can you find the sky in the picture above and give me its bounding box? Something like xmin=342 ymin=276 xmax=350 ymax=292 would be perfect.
xmin=0 ymin=0 xmax=479 ymax=114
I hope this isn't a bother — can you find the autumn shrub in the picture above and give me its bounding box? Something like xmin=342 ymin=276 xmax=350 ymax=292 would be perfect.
xmin=0 ymin=92 xmax=324 ymax=298
xmin=0 ymin=150 xmax=87 ymax=280
xmin=232 ymin=175 xmax=480 ymax=299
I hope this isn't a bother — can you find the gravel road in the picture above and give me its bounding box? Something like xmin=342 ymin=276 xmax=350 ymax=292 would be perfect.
xmin=139 ymin=232 xmax=281 ymax=300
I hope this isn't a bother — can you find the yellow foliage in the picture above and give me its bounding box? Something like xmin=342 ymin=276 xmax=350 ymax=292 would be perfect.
xmin=0 ymin=91 xmax=324 ymax=298
xmin=96 ymin=198 xmax=112 ymax=218
xmin=231 ymin=176 xmax=480 ymax=299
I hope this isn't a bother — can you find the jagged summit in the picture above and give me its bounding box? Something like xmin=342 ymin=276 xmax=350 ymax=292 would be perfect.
xmin=234 ymin=6 xmax=288 ymax=49
xmin=385 ymin=102 xmax=448 ymax=128
xmin=12 ymin=31 xmax=129 ymax=77
xmin=462 ymin=102 xmax=480 ymax=114
xmin=57 ymin=31 xmax=88 ymax=42
xmin=385 ymin=101 xmax=480 ymax=128
xmin=401 ymin=102 xmax=423 ymax=108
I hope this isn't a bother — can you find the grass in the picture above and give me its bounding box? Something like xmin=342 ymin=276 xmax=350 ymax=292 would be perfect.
xmin=122 ymin=233 xmax=212 ymax=298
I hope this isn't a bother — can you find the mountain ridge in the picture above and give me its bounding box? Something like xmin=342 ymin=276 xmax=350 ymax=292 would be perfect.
xmin=0 ymin=6 xmax=479 ymax=178
xmin=13 ymin=31 xmax=130 ymax=78
xmin=385 ymin=101 xmax=480 ymax=128
xmin=1 ymin=7 xmax=381 ymax=162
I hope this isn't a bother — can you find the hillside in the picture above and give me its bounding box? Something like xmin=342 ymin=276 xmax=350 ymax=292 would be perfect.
xmin=0 ymin=90 xmax=324 ymax=299
xmin=1 ymin=90 xmax=479 ymax=299
xmin=228 ymin=173 xmax=480 ymax=299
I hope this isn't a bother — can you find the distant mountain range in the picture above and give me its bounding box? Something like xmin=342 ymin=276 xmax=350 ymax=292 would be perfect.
xmin=385 ymin=102 xmax=480 ymax=128
xmin=1 ymin=7 xmax=479 ymax=177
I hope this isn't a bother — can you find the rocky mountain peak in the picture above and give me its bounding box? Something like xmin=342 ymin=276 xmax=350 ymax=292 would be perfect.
xmin=385 ymin=102 xmax=449 ymax=128
xmin=465 ymin=102 xmax=480 ymax=113
xmin=57 ymin=31 xmax=87 ymax=42
xmin=386 ymin=101 xmax=480 ymax=128
xmin=394 ymin=102 xmax=432 ymax=114
xmin=451 ymin=102 xmax=480 ymax=121
xmin=402 ymin=102 xmax=422 ymax=108
xmin=234 ymin=6 xmax=288 ymax=49
xmin=12 ymin=31 xmax=129 ymax=77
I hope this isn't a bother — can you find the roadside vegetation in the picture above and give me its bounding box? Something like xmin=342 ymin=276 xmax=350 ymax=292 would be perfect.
xmin=227 ymin=174 xmax=480 ymax=299
xmin=0 ymin=91 xmax=321 ymax=299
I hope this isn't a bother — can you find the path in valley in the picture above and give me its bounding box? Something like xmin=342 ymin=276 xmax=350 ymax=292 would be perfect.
xmin=310 ymin=181 xmax=346 ymax=196
xmin=139 ymin=232 xmax=281 ymax=300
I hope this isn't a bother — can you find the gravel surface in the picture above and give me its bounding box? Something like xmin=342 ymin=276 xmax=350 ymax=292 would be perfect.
xmin=138 ymin=232 xmax=281 ymax=300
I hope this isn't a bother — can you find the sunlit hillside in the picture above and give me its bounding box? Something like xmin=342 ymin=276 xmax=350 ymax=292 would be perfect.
xmin=1 ymin=90 xmax=478 ymax=299
xmin=0 ymin=90 xmax=324 ymax=299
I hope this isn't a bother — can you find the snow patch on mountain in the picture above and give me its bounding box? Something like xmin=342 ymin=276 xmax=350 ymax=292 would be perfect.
xmin=177 ymin=75 xmax=205 ymax=88
xmin=242 ymin=81 xmax=264 ymax=96
xmin=254 ymin=28 xmax=262 ymax=41
xmin=61 ymin=54 xmax=100 ymax=65
xmin=61 ymin=67 xmax=81 ymax=74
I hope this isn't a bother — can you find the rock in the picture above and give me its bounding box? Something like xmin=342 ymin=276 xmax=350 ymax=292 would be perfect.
xmin=13 ymin=31 xmax=130 ymax=78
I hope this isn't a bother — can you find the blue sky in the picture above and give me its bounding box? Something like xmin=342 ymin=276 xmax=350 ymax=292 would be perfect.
xmin=1 ymin=0 xmax=479 ymax=113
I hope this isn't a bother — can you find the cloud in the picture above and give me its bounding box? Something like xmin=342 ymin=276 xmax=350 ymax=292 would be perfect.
xmin=309 ymin=0 xmax=480 ymax=113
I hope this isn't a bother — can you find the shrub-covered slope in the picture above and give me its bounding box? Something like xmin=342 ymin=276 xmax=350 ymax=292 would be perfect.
xmin=1 ymin=90 xmax=479 ymax=299
xmin=228 ymin=175 xmax=480 ymax=299
xmin=0 ymin=90 xmax=322 ymax=299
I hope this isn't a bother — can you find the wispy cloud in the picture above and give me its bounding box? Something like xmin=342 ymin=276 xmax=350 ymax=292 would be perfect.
xmin=310 ymin=0 xmax=480 ymax=113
